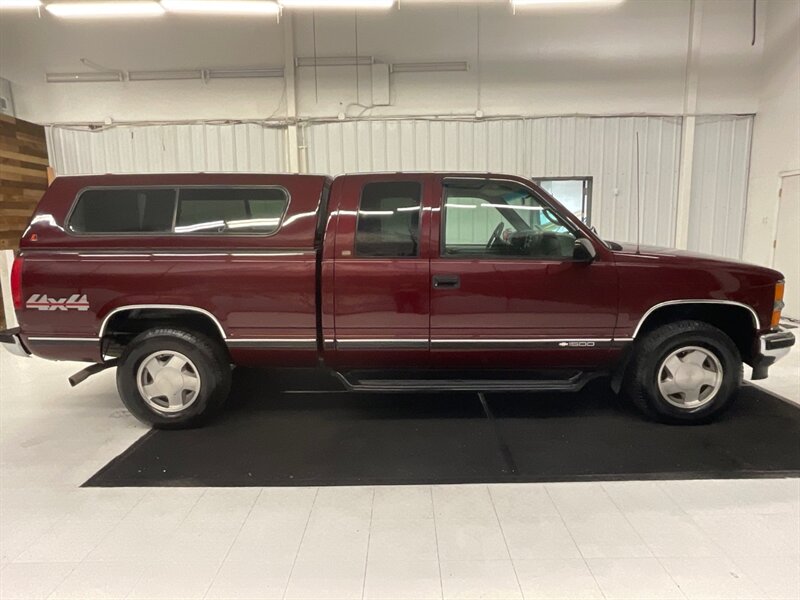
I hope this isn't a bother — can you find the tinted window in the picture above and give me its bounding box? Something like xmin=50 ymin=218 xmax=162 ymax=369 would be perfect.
xmin=69 ymin=188 xmax=175 ymax=233
xmin=443 ymin=180 xmax=577 ymax=259
xmin=355 ymin=182 xmax=422 ymax=257
xmin=175 ymin=188 xmax=288 ymax=234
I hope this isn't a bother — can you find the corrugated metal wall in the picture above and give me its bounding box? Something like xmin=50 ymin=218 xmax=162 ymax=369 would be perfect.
xmin=687 ymin=115 xmax=753 ymax=259
xmin=46 ymin=122 xmax=287 ymax=175
xmin=304 ymin=116 xmax=683 ymax=247
xmin=46 ymin=115 xmax=752 ymax=254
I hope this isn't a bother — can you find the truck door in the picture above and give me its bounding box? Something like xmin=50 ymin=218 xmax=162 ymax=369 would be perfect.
xmin=429 ymin=176 xmax=619 ymax=369
xmin=326 ymin=174 xmax=433 ymax=368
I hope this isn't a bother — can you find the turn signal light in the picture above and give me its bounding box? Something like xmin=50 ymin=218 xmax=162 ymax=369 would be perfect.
xmin=771 ymin=280 xmax=785 ymax=329
xmin=10 ymin=255 xmax=24 ymax=311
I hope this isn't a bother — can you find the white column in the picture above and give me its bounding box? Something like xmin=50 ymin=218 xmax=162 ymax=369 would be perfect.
xmin=283 ymin=13 xmax=303 ymax=173
xmin=675 ymin=0 xmax=703 ymax=250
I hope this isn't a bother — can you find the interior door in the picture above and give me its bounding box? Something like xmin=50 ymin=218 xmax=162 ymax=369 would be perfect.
xmin=329 ymin=175 xmax=432 ymax=368
xmin=774 ymin=174 xmax=800 ymax=318
xmin=429 ymin=177 xmax=618 ymax=369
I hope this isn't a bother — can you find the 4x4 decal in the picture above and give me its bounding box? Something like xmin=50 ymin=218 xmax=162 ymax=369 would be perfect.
xmin=26 ymin=294 xmax=90 ymax=312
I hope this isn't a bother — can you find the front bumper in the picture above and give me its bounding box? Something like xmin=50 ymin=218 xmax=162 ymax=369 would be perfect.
xmin=751 ymin=328 xmax=795 ymax=380
xmin=0 ymin=328 xmax=30 ymax=358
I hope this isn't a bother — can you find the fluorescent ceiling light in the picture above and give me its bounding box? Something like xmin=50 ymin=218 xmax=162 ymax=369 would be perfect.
xmin=45 ymin=2 xmax=165 ymax=18
xmin=161 ymin=0 xmax=280 ymax=15
xmin=128 ymin=69 xmax=203 ymax=81
xmin=280 ymin=0 xmax=394 ymax=9
xmin=391 ymin=61 xmax=469 ymax=73
xmin=511 ymin=0 xmax=624 ymax=6
xmin=0 ymin=0 xmax=42 ymax=9
xmin=296 ymin=56 xmax=373 ymax=67
xmin=46 ymin=71 xmax=123 ymax=83
xmin=208 ymin=67 xmax=284 ymax=78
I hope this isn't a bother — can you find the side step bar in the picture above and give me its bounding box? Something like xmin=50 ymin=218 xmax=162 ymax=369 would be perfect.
xmin=333 ymin=370 xmax=604 ymax=393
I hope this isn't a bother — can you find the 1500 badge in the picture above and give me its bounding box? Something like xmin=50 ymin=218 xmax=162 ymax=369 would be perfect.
xmin=26 ymin=294 xmax=90 ymax=312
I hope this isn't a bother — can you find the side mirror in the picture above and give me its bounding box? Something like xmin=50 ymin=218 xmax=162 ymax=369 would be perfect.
xmin=573 ymin=237 xmax=597 ymax=262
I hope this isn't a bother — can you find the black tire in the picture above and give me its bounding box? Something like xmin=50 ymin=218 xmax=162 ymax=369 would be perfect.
xmin=623 ymin=320 xmax=742 ymax=424
xmin=116 ymin=327 xmax=231 ymax=429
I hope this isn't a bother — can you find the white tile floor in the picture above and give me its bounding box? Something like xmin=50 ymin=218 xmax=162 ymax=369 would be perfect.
xmin=0 ymin=345 xmax=798 ymax=600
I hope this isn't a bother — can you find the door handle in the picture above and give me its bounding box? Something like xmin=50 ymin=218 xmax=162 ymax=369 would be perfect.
xmin=433 ymin=275 xmax=460 ymax=289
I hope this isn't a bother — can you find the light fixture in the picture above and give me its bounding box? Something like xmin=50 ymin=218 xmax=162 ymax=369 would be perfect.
xmin=296 ymin=56 xmax=374 ymax=67
xmin=160 ymin=0 xmax=280 ymax=15
xmin=280 ymin=0 xmax=394 ymax=9
xmin=390 ymin=61 xmax=469 ymax=73
xmin=0 ymin=0 xmax=41 ymax=9
xmin=208 ymin=67 xmax=284 ymax=78
xmin=511 ymin=0 xmax=624 ymax=7
xmin=45 ymin=2 xmax=165 ymax=18
xmin=46 ymin=66 xmax=285 ymax=83
xmin=46 ymin=71 xmax=124 ymax=83
xmin=128 ymin=69 xmax=203 ymax=81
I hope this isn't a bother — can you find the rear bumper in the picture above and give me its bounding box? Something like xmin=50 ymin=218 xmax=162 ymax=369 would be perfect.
xmin=0 ymin=328 xmax=30 ymax=358
xmin=751 ymin=328 xmax=795 ymax=380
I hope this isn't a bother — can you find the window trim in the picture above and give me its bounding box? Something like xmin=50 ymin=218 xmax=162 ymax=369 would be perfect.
xmin=440 ymin=177 xmax=583 ymax=262
xmin=65 ymin=184 xmax=292 ymax=238
xmin=354 ymin=180 xmax=424 ymax=259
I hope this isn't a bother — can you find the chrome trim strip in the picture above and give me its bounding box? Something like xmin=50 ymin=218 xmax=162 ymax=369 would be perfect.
xmin=99 ymin=305 xmax=227 ymax=339
xmin=27 ymin=337 xmax=100 ymax=342
xmin=631 ymin=300 xmax=760 ymax=338
xmin=430 ymin=338 xmax=613 ymax=349
xmin=336 ymin=339 xmax=428 ymax=349
xmin=431 ymin=338 xmax=612 ymax=344
xmin=25 ymin=249 xmax=316 ymax=258
xmin=225 ymin=338 xmax=316 ymax=349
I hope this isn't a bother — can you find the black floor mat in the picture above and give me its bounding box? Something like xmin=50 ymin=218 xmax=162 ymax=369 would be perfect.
xmin=85 ymin=368 xmax=800 ymax=487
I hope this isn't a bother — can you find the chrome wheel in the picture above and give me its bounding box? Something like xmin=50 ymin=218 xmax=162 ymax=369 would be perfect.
xmin=136 ymin=351 xmax=201 ymax=414
xmin=657 ymin=345 xmax=723 ymax=410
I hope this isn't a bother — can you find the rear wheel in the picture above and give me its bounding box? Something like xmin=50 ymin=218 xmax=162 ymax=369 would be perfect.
xmin=116 ymin=327 xmax=231 ymax=429
xmin=623 ymin=320 xmax=742 ymax=424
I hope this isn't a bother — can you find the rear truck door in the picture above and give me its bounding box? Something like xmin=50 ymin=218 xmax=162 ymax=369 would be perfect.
xmin=324 ymin=174 xmax=433 ymax=369
xmin=429 ymin=176 xmax=620 ymax=370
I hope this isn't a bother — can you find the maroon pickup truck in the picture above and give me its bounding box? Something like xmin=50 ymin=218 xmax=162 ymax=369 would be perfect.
xmin=1 ymin=172 xmax=794 ymax=428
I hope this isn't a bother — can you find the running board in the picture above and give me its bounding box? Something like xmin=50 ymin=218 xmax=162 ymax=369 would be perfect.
xmin=333 ymin=370 xmax=604 ymax=393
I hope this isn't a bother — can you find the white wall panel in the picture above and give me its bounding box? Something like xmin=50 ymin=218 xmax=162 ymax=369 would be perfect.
xmin=47 ymin=123 xmax=287 ymax=176
xmin=304 ymin=116 xmax=682 ymax=246
xmin=688 ymin=115 xmax=753 ymax=259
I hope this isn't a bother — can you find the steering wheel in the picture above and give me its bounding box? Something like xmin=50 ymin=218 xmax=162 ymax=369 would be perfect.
xmin=486 ymin=221 xmax=505 ymax=250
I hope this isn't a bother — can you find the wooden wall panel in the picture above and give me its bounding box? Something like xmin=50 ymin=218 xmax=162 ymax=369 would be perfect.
xmin=0 ymin=115 xmax=49 ymax=328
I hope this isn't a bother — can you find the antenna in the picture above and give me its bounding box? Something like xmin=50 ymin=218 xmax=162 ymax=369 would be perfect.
xmin=635 ymin=131 xmax=642 ymax=254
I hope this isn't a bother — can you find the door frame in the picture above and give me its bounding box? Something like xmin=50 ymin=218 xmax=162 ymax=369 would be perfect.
xmin=770 ymin=169 xmax=800 ymax=268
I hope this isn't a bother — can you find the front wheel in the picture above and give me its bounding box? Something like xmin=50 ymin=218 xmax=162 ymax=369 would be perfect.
xmin=116 ymin=328 xmax=231 ymax=429
xmin=623 ymin=320 xmax=742 ymax=424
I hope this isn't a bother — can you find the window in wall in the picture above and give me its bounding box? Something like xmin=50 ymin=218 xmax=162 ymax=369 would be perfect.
xmin=532 ymin=177 xmax=592 ymax=225
xmin=442 ymin=179 xmax=577 ymax=259
xmin=355 ymin=181 xmax=422 ymax=257
xmin=69 ymin=188 xmax=176 ymax=234
xmin=175 ymin=187 xmax=288 ymax=234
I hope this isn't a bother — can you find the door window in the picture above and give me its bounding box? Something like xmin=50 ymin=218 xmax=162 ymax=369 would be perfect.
xmin=355 ymin=181 xmax=422 ymax=257
xmin=442 ymin=180 xmax=577 ymax=259
xmin=533 ymin=177 xmax=592 ymax=225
